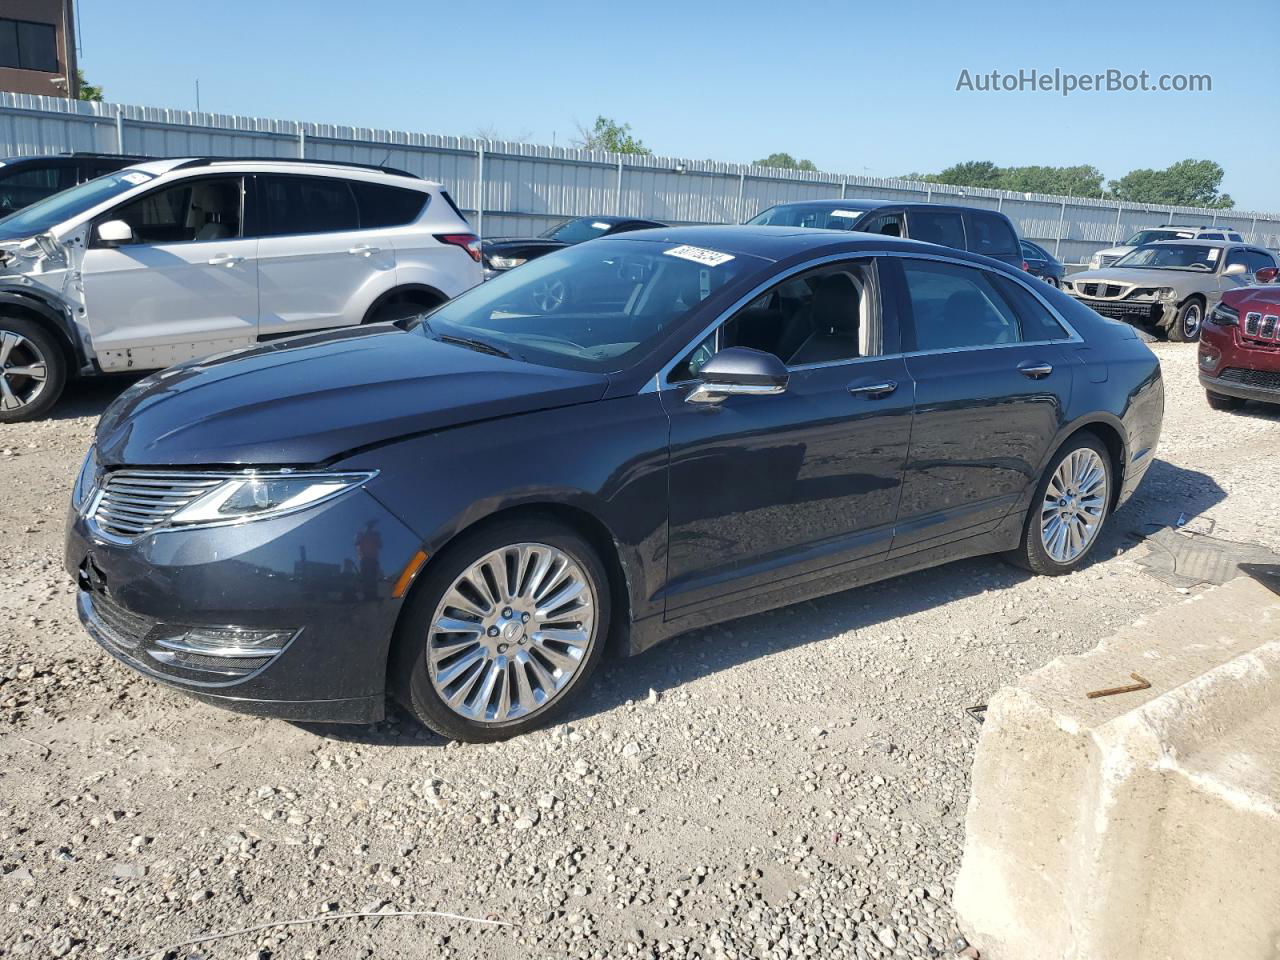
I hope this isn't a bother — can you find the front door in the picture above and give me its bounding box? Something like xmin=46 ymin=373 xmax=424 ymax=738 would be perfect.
xmin=887 ymin=256 xmax=1073 ymax=554
xmin=80 ymin=175 xmax=258 ymax=372
xmin=660 ymin=258 xmax=914 ymax=616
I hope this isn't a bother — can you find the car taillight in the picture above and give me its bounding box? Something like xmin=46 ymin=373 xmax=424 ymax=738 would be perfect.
xmin=1022 ymin=261 xmax=1030 ymax=272
xmin=435 ymin=233 xmax=482 ymax=263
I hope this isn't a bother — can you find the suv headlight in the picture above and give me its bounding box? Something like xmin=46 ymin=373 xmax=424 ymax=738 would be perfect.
xmin=72 ymin=445 xmax=101 ymax=510
xmin=1207 ymin=303 xmax=1239 ymax=326
xmin=168 ymin=471 xmax=375 ymax=527
xmin=1157 ymin=287 xmax=1179 ymax=301
xmin=486 ymin=255 xmax=527 ymax=271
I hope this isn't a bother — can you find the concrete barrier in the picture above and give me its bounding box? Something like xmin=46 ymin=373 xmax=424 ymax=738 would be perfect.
xmin=953 ymin=572 xmax=1280 ymax=960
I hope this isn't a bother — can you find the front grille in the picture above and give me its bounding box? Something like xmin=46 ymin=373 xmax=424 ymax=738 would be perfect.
xmin=1219 ymin=367 xmax=1280 ymax=391
xmin=1081 ymin=283 xmax=1099 ymax=297
xmin=1104 ymin=284 xmax=1125 ymax=298
xmin=90 ymin=471 xmax=224 ymax=539
xmin=1079 ymin=282 xmax=1129 ymax=299
xmin=1242 ymin=311 xmax=1279 ymax=341
xmin=1080 ymin=299 xmax=1162 ymax=323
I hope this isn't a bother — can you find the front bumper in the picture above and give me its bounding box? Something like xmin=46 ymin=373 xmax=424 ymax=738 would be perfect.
xmin=65 ymin=487 xmax=424 ymax=723
xmin=1070 ymin=296 xmax=1174 ymax=328
xmin=1199 ymin=369 xmax=1280 ymax=405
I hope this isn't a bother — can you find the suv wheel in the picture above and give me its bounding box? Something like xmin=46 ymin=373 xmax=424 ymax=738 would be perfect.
xmin=1005 ymin=434 xmax=1112 ymax=576
xmin=0 ymin=317 xmax=65 ymax=422
xmin=1168 ymin=299 xmax=1203 ymax=342
xmin=1205 ymin=390 xmax=1245 ymax=412
xmin=392 ymin=518 xmax=609 ymax=742
xmin=365 ymin=293 xmax=441 ymax=325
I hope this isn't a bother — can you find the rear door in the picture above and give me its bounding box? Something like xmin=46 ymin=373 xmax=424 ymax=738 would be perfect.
xmin=79 ymin=174 xmax=259 ymax=371
xmin=966 ymin=210 xmax=1023 ymax=269
xmin=252 ymin=174 xmax=397 ymax=337
xmin=887 ymin=255 xmax=1074 ymax=555
xmin=904 ymin=208 xmax=967 ymax=253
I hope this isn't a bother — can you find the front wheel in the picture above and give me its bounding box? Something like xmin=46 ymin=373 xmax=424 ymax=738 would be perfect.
xmin=0 ymin=317 xmax=66 ymax=423
xmin=391 ymin=518 xmax=609 ymax=742
xmin=1167 ymin=299 xmax=1203 ymax=342
xmin=1005 ymin=434 xmax=1112 ymax=576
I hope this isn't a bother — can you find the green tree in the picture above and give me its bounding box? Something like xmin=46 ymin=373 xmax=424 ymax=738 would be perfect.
xmin=76 ymin=70 xmax=104 ymax=102
xmin=574 ymin=116 xmax=650 ymax=155
xmin=1108 ymin=159 xmax=1233 ymax=209
xmin=1000 ymin=164 xmax=1105 ymax=198
xmin=929 ymin=160 xmax=1004 ymax=189
xmin=755 ymin=152 xmax=818 ymax=171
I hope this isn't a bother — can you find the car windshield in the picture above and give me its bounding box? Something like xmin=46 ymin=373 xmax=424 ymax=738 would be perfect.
xmin=1112 ymin=243 xmax=1220 ymax=271
xmin=415 ymin=237 xmax=763 ymax=372
xmin=746 ymin=203 xmax=874 ymax=230
xmin=539 ymin=217 xmax=614 ymax=245
xmin=1123 ymin=229 xmax=1193 ymax=245
xmin=0 ymin=169 xmax=155 ymax=242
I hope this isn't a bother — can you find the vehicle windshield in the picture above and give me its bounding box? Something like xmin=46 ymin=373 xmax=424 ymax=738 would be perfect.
xmin=415 ymin=237 xmax=763 ymax=372
xmin=1123 ymin=229 xmax=1193 ymax=245
xmin=539 ymin=217 xmax=614 ymax=245
xmin=0 ymin=169 xmax=154 ymax=242
xmin=746 ymin=202 xmax=874 ymax=230
xmin=1112 ymin=243 xmax=1220 ymax=271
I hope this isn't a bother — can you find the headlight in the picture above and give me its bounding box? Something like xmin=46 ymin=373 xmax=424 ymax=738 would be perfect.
xmin=1207 ymin=303 xmax=1239 ymax=326
xmin=486 ymin=255 xmax=527 ymax=271
xmin=1157 ymin=287 xmax=1178 ymax=301
xmin=72 ymin=445 xmax=100 ymax=510
xmin=168 ymin=471 xmax=375 ymax=527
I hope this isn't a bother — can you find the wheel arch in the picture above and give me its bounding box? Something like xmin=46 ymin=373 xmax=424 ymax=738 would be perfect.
xmin=361 ymin=283 xmax=449 ymax=324
xmin=0 ymin=291 xmax=83 ymax=373
xmin=1042 ymin=416 xmax=1128 ymax=510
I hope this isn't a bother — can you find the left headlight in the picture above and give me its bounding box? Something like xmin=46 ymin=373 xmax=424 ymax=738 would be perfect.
xmin=1157 ymin=287 xmax=1179 ymax=301
xmin=487 ymin=255 xmax=527 ymax=271
xmin=168 ymin=471 xmax=376 ymax=528
xmin=72 ymin=445 xmax=100 ymax=510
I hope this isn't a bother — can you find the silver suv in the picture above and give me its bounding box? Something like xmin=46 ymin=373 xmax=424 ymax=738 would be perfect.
xmin=0 ymin=158 xmax=482 ymax=420
xmin=1088 ymin=224 xmax=1245 ymax=270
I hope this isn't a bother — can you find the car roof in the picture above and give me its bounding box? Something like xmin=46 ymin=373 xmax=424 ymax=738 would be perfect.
xmin=607 ymin=223 xmax=1008 ymax=265
xmin=761 ymin=198 xmax=1001 ymax=216
xmin=120 ymin=157 xmax=438 ymax=187
xmin=1146 ymin=238 xmax=1237 ymax=248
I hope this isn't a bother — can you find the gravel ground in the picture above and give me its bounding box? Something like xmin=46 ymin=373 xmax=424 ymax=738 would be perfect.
xmin=1 ymin=344 xmax=1278 ymax=960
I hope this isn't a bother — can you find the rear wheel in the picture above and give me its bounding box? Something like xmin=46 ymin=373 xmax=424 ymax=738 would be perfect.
xmin=1167 ymin=299 xmax=1203 ymax=342
xmin=391 ymin=517 xmax=609 ymax=742
xmin=0 ymin=317 xmax=65 ymax=423
xmin=1005 ymin=434 xmax=1112 ymax=576
xmin=1206 ymin=390 xmax=1245 ymax=412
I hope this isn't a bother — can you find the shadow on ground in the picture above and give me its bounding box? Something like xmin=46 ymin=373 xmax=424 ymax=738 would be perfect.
xmin=301 ymin=457 xmax=1226 ymax=747
xmin=46 ymin=374 xmax=144 ymax=422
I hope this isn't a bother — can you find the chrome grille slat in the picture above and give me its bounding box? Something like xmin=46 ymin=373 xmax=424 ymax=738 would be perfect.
xmin=89 ymin=469 xmax=232 ymax=540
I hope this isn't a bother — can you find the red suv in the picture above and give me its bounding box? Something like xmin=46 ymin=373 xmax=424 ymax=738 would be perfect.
xmin=1199 ymin=267 xmax=1280 ymax=410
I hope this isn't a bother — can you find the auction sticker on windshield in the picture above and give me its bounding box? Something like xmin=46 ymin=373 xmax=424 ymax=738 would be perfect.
xmin=120 ymin=172 xmax=154 ymax=186
xmin=665 ymin=245 xmax=735 ymax=267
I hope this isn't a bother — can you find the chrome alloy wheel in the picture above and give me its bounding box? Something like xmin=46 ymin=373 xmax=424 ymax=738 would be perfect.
xmin=1181 ymin=303 xmax=1202 ymax=340
xmin=0 ymin=331 xmax=49 ymax=413
xmin=1040 ymin=448 xmax=1108 ymax=564
xmin=530 ymin=278 xmax=567 ymax=312
xmin=427 ymin=542 xmax=596 ymax=723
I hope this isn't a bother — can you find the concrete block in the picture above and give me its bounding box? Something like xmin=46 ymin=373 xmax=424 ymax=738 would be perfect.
xmin=954 ymin=573 xmax=1280 ymax=960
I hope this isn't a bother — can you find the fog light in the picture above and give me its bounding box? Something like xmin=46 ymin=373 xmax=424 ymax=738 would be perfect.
xmin=154 ymin=626 xmax=296 ymax=658
xmin=1198 ymin=349 xmax=1218 ymax=369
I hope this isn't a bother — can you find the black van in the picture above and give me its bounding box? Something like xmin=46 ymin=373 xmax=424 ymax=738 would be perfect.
xmin=0 ymin=153 xmax=146 ymax=215
xmin=746 ymin=199 xmax=1025 ymax=271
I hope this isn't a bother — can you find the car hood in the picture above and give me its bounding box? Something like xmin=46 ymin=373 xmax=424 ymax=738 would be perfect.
xmin=95 ymin=325 xmax=609 ymax=467
xmin=1225 ymin=284 xmax=1280 ymax=310
xmin=1068 ymin=266 xmax=1213 ymax=291
xmin=481 ymin=237 xmax=568 ymax=254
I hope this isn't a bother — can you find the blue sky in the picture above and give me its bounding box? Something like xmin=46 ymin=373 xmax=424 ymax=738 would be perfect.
xmin=78 ymin=0 xmax=1279 ymax=210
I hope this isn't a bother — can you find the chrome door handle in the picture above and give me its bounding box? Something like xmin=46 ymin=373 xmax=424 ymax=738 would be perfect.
xmin=207 ymin=254 xmax=243 ymax=267
xmin=348 ymin=245 xmax=381 ymax=257
xmin=1018 ymin=362 xmax=1054 ymax=379
xmin=848 ymin=380 xmax=897 ymax=397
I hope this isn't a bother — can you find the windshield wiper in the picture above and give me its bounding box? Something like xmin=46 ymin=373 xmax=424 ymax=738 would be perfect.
xmin=436 ymin=333 xmax=514 ymax=360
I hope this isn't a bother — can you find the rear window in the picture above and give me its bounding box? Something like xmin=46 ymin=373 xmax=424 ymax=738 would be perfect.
xmin=350 ymin=181 xmax=426 ymax=228
xmin=439 ymin=189 xmax=470 ymax=226
xmin=908 ymin=211 xmax=965 ymax=249
xmin=968 ymin=212 xmax=1019 ymax=257
xmin=992 ymin=274 xmax=1070 ymax=341
xmin=254 ymin=175 xmax=359 ymax=236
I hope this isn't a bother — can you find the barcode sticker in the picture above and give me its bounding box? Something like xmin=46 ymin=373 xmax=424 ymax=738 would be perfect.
xmin=664 ymin=245 xmax=735 ymax=267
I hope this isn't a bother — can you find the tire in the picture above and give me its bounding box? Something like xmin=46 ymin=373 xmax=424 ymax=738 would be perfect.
xmin=364 ymin=293 xmax=441 ymax=326
xmin=1167 ymin=299 xmax=1204 ymax=342
xmin=390 ymin=517 xmax=610 ymax=742
xmin=0 ymin=316 xmax=66 ymax=423
xmin=1005 ymin=433 xmax=1113 ymax=576
xmin=1206 ymin=390 xmax=1245 ymax=412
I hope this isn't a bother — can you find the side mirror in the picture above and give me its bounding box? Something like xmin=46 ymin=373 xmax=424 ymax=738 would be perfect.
xmin=96 ymin=219 xmax=134 ymax=246
xmin=1255 ymin=266 xmax=1279 ymax=284
xmin=686 ymin=347 xmax=789 ymax=405
xmin=1222 ymin=262 xmax=1248 ymax=277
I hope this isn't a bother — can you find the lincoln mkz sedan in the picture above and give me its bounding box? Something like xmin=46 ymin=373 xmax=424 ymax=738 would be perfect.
xmin=66 ymin=227 xmax=1164 ymax=741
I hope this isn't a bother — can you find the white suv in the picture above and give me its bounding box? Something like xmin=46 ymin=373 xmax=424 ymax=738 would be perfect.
xmin=0 ymin=157 xmax=482 ymax=420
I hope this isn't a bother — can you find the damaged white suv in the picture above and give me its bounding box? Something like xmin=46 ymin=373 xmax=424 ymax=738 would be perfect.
xmin=0 ymin=157 xmax=482 ymax=420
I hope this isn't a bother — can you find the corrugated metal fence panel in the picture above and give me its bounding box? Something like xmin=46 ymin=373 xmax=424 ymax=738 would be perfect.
xmin=2 ymin=92 xmax=1278 ymax=260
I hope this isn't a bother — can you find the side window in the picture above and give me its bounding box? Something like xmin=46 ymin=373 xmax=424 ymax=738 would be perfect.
xmin=106 ymin=177 xmax=242 ymax=245
xmin=1224 ymin=248 xmax=1250 ymax=271
xmin=967 ymin=212 xmax=1019 ymax=257
xmin=1247 ymin=250 xmax=1277 ymax=273
xmin=901 ymin=258 xmax=1021 ymax=351
xmin=907 ymin=211 xmax=966 ymax=250
xmin=860 ymin=213 xmax=903 ymax=238
xmin=991 ymin=275 xmax=1070 ymax=341
xmin=0 ymin=165 xmax=75 ymax=212
xmin=350 ymin=181 xmax=427 ymax=229
xmin=1200 ymin=232 xmax=1224 ymax=241
xmin=253 ymin=175 xmax=359 ymax=237
xmin=670 ymin=261 xmax=878 ymax=381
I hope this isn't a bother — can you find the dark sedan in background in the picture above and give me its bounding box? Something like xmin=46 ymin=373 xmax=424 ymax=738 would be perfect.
xmin=1021 ymin=239 xmax=1066 ymax=286
xmin=0 ymin=153 xmax=145 ymax=214
xmin=481 ymin=215 xmax=666 ymax=281
xmin=66 ymin=226 xmax=1163 ymax=742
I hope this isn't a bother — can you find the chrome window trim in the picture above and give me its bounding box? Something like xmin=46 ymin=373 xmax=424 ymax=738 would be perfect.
xmin=641 ymin=249 xmax=1082 ymax=393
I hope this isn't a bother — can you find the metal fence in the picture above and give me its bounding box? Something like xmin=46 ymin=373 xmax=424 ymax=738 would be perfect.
xmin=2 ymin=91 xmax=1278 ymax=264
